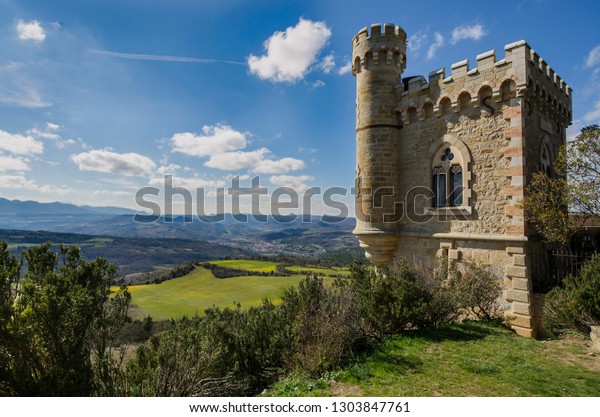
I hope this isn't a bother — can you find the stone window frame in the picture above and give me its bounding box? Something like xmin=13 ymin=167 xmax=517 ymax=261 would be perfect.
xmin=539 ymin=135 xmax=554 ymax=176
xmin=426 ymin=134 xmax=473 ymax=215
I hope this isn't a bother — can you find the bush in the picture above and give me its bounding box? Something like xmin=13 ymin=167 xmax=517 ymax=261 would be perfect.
xmin=0 ymin=242 xmax=130 ymax=396
xmin=123 ymin=258 xmax=506 ymax=396
xmin=452 ymin=260 xmax=505 ymax=321
xmin=544 ymin=254 xmax=600 ymax=336
xmin=342 ymin=260 xmax=433 ymax=338
xmin=125 ymin=301 xmax=288 ymax=396
xmin=414 ymin=256 xmax=462 ymax=327
xmin=281 ymin=276 xmax=362 ymax=376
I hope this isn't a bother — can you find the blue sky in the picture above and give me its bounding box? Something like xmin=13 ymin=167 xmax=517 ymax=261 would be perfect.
xmin=0 ymin=0 xmax=599 ymax=214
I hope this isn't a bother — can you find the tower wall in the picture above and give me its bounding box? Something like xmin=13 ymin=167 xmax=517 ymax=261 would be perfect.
xmin=352 ymin=24 xmax=572 ymax=338
xmin=352 ymin=24 xmax=407 ymax=263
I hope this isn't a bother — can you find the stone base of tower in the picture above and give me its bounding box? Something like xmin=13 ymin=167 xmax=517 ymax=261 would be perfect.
xmin=353 ymin=229 xmax=400 ymax=265
xmin=388 ymin=232 xmax=543 ymax=338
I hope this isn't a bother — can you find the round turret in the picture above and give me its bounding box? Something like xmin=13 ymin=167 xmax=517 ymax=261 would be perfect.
xmin=352 ymin=23 xmax=407 ymax=264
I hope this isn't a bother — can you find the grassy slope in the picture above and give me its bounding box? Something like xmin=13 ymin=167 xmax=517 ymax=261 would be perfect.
xmin=124 ymin=266 xmax=308 ymax=320
xmin=268 ymin=322 xmax=600 ymax=397
xmin=207 ymin=259 xmax=279 ymax=273
xmin=285 ymin=266 xmax=351 ymax=276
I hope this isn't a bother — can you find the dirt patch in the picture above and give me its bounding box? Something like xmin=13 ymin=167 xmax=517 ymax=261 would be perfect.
xmin=330 ymin=381 xmax=364 ymax=397
xmin=543 ymin=336 xmax=600 ymax=373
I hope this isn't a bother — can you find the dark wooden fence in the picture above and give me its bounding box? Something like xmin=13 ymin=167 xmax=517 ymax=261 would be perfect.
xmin=531 ymin=249 xmax=597 ymax=293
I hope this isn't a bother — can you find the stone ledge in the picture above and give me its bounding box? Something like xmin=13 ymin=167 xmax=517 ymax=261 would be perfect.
xmin=507 ymin=289 xmax=530 ymax=303
xmin=503 ymin=185 xmax=525 ymax=197
xmin=507 ymin=265 xmax=527 ymax=278
xmin=512 ymin=254 xmax=526 ymax=266
xmin=512 ymin=300 xmax=531 ymax=315
xmin=505 ymin=205 xmax=524 ymax=216
xmin=506 ymin=245 xmax=525 ymax=254
xmin=503 ymin=147 xmax=526 ymax=158
xmin=512 ymin=326 xmax=534 ymax=338
xmin=510 ymin=314 xmax=532 ymax=329
xmin=512 ymin=277 xmax=529 ymax=291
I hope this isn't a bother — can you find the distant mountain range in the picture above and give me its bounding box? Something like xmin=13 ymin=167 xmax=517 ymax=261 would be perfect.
xmin=0 ymin=198 xmax=362 ymax=261
xmin=0 ymin=197 xmax=139 ymax=215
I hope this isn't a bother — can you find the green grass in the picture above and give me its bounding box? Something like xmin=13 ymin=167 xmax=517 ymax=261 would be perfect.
xmin=267 ymin=321 xmax=600 ymax=397
xmin=122 ymin=266 xmax=308 ymax=320
xmin=84 ymin=237 xmax=113 ymax=248
xmin=285 ymin=266 xmax=351 ymax=276
xmin=207 ymin=259 xmax=279 ymax=273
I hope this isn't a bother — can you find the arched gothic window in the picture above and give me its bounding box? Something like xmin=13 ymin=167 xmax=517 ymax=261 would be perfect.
xmin=539 ymin=136 xmax=553 ymax=176
xmin=427 ymin=135 xmax=472 ymax=213
xmin=432 ymin=148 xmax=463 ymax=207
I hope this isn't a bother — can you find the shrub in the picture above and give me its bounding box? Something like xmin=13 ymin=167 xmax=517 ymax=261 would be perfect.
xmin=544 ymin=254 xmax=600 ymax=336
xmin=414 ymin=256 xmax=462 ymax=327
xmin=125 ymin=301 xmax=288 ymax=396
xmin=281 ymin=276 xmax=362 ymax=376
xmin=0 ymin=242 xmax=130 ymax=396
xmin=341 ymin=260 xmax=432 ymax=338
xmin=452 ymin=260 xmax=505 ymax=321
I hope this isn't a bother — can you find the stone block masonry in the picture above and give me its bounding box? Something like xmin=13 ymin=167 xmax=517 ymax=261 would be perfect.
xmin=352 ymin=23 xmax=572 ymax=338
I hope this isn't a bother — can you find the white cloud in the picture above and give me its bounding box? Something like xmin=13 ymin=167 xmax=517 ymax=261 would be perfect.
xmin=171 ymin=124 xmax=247 ymax=157
xmin=248 ymin=18 xmax=332 ymax=82
xmin=337 ymin=60 xmax=352 ymax=75
xmin=204 ymin=148 xmax=305 ymax=174
xmin=304 ymin=80 xmax=325 ymax=89
xmin=0 ymin=174 xmax=70 ymax=194
xmin=28 ymin=128 xmax=61 ymax=140
xmin=317 ymin=54 xmax=335 ymax=74
xmin=408 ymin=31 xmax=428 ymax=55
xmin=148 ymin=175 xmax=224 ymax=189
xmin=254 ymin=157 xmax=305 ymax=174
xmin=27 ymin=125 xmax=75 ymax=149
xmin=171 ymin=123 xmax=305 ymax=174
xmin=566 ymin=120 xmax=583 ymax=141
xmin=60 ymin=139 xmax=76 ymax=148
xmin=583 ymin=100 xmax=600 ymax=122
xmin=0 ymin=130 xmax=44 ymax=155
xmin=88 ymin=49 xmax=245 ymax=65
xmin=72 ymin=149 xmax=156 ymax=176
xmin=427 ymin=32 xmax=445 ymax=60
xmin=17 ymin=19 xmax=46 ymax=42
xmin=0 ymin=64 xmax=51 ymax=108
xmin=585 ymin=45 xmax=600 ymax=68
xmin=0 ymin=174 xmax=36 ymax=189
xmin=37 ymin=184 xmax=72 ymax=195
xmin=298 ymin=147 xmax=318 ymax=154
xmin=269 ymin=175 xmax=314 ymax=193
xmin=93 ymin=190 xmax=131 ymax=197
xmin=0 ymin=155 xmax=29 ymax=171
xmin=156 ymin=164 xmax=182 ymax=175
xmin=450 ymin=24 xmax=487 ymax=44
xmin=204 ymin=148 xmax=268 ymax=171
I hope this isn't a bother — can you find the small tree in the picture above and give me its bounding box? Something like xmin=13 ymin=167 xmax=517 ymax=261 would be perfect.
xmin=521 ymin=125 xmax=600 ymax=244
xmin=0 ymin=242 xmax=130 ymax=396
xmin=544 ymin=254 xmax=600 ymax=335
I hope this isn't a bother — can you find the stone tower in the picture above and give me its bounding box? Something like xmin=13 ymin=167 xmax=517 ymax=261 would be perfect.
xmin=352 ymin=23 xmax=572 ymax=337
xmin=352 ymin=23 xmax=407 ymax=263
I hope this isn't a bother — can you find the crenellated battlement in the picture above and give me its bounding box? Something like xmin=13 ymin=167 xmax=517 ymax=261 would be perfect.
xmin=353 ymin=23 xmax=574 ymax=339
xmin=352 ymin=23 xmax=405 ymax=44
xmin=352 ymin=23 xmax=407 ymax=75
xmin=396 ymin=39 xmax=572 ymax=125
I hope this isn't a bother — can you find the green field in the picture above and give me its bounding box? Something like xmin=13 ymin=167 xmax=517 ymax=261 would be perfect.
xmin=285 ymin=265 xmax=350 ymax=276
xmin=123 ymin=266 xmax=310 ymax=320
xmin=206 ymin=260 xmax=350 ymax=277
xmin=207 ymin=259 xmax=279 ymax=273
